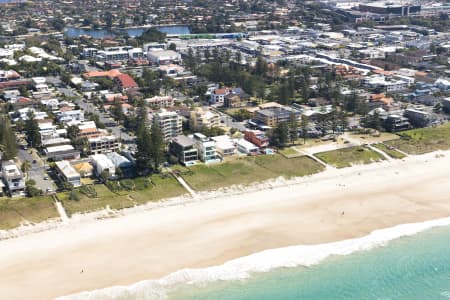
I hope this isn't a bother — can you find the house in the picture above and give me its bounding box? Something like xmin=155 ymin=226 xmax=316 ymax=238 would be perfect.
xmin=90 ymin=154 xmax=116 ymax=178
xmin=210 ymin=88 xmax=229 ymax=106
xmin=236 ymin=139 xmax=259 ymax=155
xmin=193 ymin=133 xmax=219 ymax=163
xmin=88 ymin=135 xmax=120 ymax=155
xmin=223 ymin=88 xmax=251 ymax=108
xmin=106 ymin=152 xmax=134 ymax=177
xmin=57 ymin=110 xmax=85 ymax=124
xmin=154 ymin=110 xmax=183 ymax=141
xmin=0 ymin=70 xmax=20 ymax=82
xmin=382 ymin=114 xmax=410 ymax=132
xmin=72 ymin=161 xmax=94 ymax=178
xmin=442 ymin=97 xmax=450 ymax=112
xmin=189 ymin=107 xmax=220 ymax=130
xmin=54 ymin=160 xmax=81 ymax=187
xmin=169 ymin=135 xmax=199 ymax=166
xmin=211 ymin=135 xmax=236 ymax=157
xmin=244 ymin=130 xmax=269 ymax=148
xmin=1 ymin=160 xmax=25 ymax=197
xmin=45 ymin=145 xmax=81 ymax=161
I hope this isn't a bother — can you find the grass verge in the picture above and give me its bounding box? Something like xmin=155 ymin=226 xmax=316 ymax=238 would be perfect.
xmin=315 ymin=146 xmax=385 ymax=168
xmin=384 ymin=123 xmax=450 ymax=154
xmin=0 ymin=196 xmax=59 ymax=230
xmin=373 ymin=143 xmax=406 ymax=159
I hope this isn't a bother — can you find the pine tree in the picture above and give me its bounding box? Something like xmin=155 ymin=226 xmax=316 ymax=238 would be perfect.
xmin=150 ymin=120 xmax=165 ymax=172
xmin=289 ymin=112 xmax=298 ymax=145
xmin=25 ymin=112 xmax=41 ymax=148
xmin=0 ymin=116 xmax=18 ymax=160
xmin=135 ymin=107 xmax=152 ymax=172
xmin=301 ymin=115 xmax=309 ymax=144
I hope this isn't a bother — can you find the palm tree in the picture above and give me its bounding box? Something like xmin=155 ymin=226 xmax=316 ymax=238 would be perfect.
xmin=21 ymin=161 xmax=32 ymax=178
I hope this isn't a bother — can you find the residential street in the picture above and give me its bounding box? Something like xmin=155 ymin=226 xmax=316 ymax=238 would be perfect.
xmin=17 ymin=149 xmax=55 ymax=193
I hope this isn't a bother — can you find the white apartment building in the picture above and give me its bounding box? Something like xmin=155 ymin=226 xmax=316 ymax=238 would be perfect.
xmin=153 ymin=110 xmax=183 ymax=141
xmin=189 ymin=107 xmax=220 ymax=130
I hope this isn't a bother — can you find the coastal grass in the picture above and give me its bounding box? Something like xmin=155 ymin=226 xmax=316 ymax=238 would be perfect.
xmin=178 ymin=154 xmax=324 ymax=191
xmin=373 ymin=143 xmax=407 ymax=159
xmin=315 ymin=146 xmax=386 ymax=169
xmin=0 ymin=196 xmax=59 ymax=230
xmin=59 ymin=175 xmax=186 ymax=216
xmin=384 ymin=123 xmax=450 ymax=155
xmin=58 ymin=184 xmax=135 ymax=216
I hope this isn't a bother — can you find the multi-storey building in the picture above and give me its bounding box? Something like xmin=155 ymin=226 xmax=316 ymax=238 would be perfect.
xmin=1 ymin=160 xmax=25 ymax=197
xmin=88 ymin=136 xmax=120 ymax=155
xmin=189 ymin=107 xmax=220 ymax=130
xmin=153 ymin=110 xmax=183 ymax=141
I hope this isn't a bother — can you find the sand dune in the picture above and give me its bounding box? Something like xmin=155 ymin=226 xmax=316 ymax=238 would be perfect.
xmin=0 ymin=151 xmax=449 ymax=300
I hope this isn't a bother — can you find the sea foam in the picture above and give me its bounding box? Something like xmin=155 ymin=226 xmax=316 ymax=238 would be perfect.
xmin=57 ymin=216 xmax=450 ymax=300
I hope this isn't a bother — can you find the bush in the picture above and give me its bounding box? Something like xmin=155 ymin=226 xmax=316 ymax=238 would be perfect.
xmin=69 ymin=190 xmax=80 ymax=201
xmin=106 ymin=180 xmax=122 ymax=193
xmin=79 ymin=185 xmax=97 ymax=198
xmin=120 ymin=179 xmax=135 ymax=191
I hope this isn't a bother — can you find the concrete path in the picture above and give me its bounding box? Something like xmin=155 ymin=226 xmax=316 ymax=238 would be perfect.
xmin=168 ymin=170 xmax=196 ymax=197
xmin=53 ymin=195 xmax=69 ymax=223
xmin=367 ymin=145 xmax=392 ymax=161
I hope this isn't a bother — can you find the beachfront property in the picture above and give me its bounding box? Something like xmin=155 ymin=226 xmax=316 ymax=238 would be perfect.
xmin=236 ymin=139 xmax=259 ymax=155
xmin=1 ymin=160 xmax=25 ymax=197
xmin=72 ymin=161 xmax=94 ymax=178
xmin=193 ymin=133 xmax=220 ymax=163
xmin=106 ymin=152 xmax=134 ymax=177
xmin=189 ymin=107 xmax=220 ymax=130
xmin=244 ymin=130 xmax=269 ymax=148
xmin=54 ymin=160 xmax=81 ymax=187
xmin=211 ymin=135 xmax=236 ymax=157
xmin=153 ymin=109 xmax=183 ymax=141
xmin=88 ymin=135 xmax=120 ymax=155
xmin=90 ymin=154 xmax=116 ymax=179
xmin=169 ymin=135 xmax=199 ymax=166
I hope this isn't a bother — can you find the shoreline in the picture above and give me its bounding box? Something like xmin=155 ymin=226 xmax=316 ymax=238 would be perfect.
xmin=0 ymin=150 xmax=450 ymax=299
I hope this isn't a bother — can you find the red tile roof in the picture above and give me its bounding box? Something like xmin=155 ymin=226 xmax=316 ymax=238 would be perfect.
xmin=116 ymin=74 xmax=138 ymax=89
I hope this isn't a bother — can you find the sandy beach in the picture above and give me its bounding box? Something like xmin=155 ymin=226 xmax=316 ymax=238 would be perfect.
xmin=1 ymin=151 xmax=450 ymax=300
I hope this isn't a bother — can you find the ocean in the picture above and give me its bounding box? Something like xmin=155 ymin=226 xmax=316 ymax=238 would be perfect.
xmin=60 ymin=218 xmax=450 ymax=300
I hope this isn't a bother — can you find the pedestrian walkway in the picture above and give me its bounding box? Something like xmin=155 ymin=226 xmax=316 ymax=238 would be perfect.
xmin=168 ymin=169 xmax=196 ymax=197
xmin=53 ymin=195 xmax=69 ymax=223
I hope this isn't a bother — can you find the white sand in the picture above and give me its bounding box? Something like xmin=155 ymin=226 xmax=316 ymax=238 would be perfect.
xmin=1 ymin=151 xmax=450 ymax=300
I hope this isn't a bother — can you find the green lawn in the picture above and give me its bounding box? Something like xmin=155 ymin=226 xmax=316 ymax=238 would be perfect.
xmin=0 ymin=196 xmax=59 ymax=230
xmin=279 ymin=147 xmax=302 ymax=158
xmin=373 ymin=143 xmax=407 ymax=159
xmin=315 ymin=146 xmax=386 ymax=168
xmin=384 ymin=123 xmax=450 ymax=155
xmin=59 ymin=175 xmax=186 ymax=216
xmin=178 ymin=154 xmax=324 ymax=191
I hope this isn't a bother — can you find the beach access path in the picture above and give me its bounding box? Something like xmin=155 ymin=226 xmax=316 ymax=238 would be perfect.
xmin=0 ymin=150 xmax=449 ymax=300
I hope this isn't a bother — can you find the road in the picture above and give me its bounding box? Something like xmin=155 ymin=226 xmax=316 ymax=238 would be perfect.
xmin=17 ymin=149 xmax=55 ymax=193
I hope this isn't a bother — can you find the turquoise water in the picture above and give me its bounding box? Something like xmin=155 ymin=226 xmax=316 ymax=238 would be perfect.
xmin=168 ymin=226 xmax=450 ymax=300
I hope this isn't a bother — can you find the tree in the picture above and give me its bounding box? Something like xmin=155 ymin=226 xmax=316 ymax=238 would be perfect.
xmin=26 ymin=179 xmax=42 ymax=197
xmin=21 ymin=161 xmax=31 ymax=177
xmin=135 ymin=106 xmax=153 ymax=171
xmin=25 ymin=112 xmax=41 ymax=148
xmin=301 ymin=115 xmax=309 ymax=144
xmin=150 ymin=120 xmax=165 ymax=172
xmin=270 ymin=122 xmax=289 ymax=148
xmin=289 ymin=112 xmax=298 ymax=145
xmin=0 ymin=116 xmax=18 ymax=160
xmin=168 ymin=43 xmax=176 ymax=51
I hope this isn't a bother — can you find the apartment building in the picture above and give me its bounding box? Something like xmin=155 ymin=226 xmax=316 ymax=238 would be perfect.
xmin=169 ymin=135 xmax=199 ymax=166
xmin=189 ymin=107 xmax=220 ymax=130
xmin=153 ymin=110 xmax=183 ymax=141
xmin=88 ymin=135 xmax=120 ymax=155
